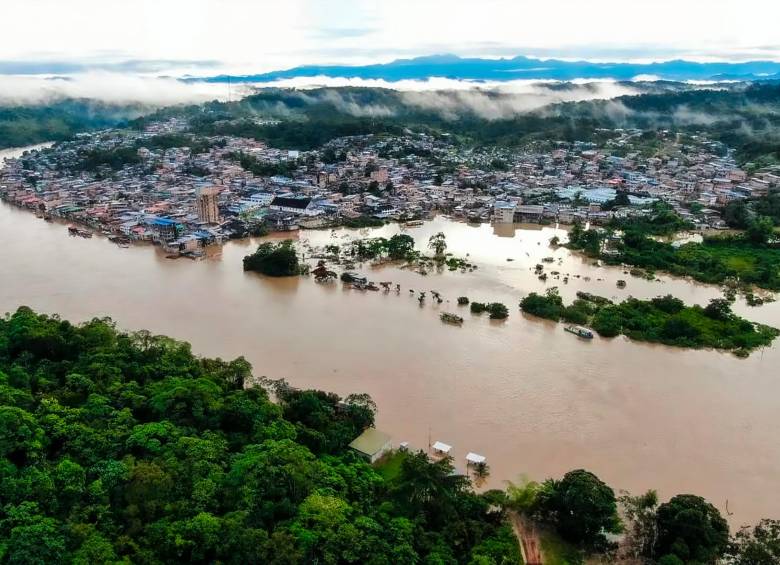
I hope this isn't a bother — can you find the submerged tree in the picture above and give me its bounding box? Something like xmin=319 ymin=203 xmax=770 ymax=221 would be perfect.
xmin=428 ymin=232 xmax=447 ymax=257
xmin=243 ymin=240 xmax=300 ymax=276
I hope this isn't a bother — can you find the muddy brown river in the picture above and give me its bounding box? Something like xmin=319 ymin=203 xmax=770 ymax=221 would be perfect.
xmin=2 ymin=146 xmax=778 ymax=526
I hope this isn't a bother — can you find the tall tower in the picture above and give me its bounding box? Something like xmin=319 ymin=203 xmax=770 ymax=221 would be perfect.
xmin=196 ymin=186 xmax=221 ymax=224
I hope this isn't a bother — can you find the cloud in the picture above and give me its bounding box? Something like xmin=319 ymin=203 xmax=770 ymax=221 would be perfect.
xmin=304 ymin=90 xmax=396 ymax=117
xmin=245 ymin=76 xmax=641 ymax=120
xmin=0 ymin=59 xmax=221 ymax=76
xmin=308 ymin=27 xmax=378 ymax=40
xmin=0 ymin=73 xmax=243 ymax=106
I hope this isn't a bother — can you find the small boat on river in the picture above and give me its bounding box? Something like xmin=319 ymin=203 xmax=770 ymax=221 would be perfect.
xmin=565 ymin=325 xmax=594 ymax=339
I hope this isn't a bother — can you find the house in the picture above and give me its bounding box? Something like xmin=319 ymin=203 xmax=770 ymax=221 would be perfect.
xmin=269 ymin=196 xmax=319 ymax=216
xmin=348 ymin=428 xmax=392 ymax=463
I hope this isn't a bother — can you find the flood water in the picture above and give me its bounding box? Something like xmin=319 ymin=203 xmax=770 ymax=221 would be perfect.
xmin=2 ymin=146 xmax=779 ymax=526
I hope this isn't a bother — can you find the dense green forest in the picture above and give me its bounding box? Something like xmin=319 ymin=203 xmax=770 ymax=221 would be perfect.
xmin=0 ymin=101 xmax=151 ymax=149
xmin=0 ymin=307 xmax=520 ymax=564
xmin=0 ymin=308 xmax=778 ymax=564
xmin=179 ymin=83 xmax=780 ymax=164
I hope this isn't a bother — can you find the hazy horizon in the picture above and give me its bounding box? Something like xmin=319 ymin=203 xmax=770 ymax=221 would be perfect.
xmin=2 ymin=0 xmax=779 ymax=80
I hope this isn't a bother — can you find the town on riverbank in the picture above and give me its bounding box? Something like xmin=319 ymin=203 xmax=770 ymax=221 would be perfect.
xmin=2 ymin=115 xmax=778 ymax=259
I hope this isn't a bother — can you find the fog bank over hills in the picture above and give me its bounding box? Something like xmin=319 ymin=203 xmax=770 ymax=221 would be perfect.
xmin=0 ymin=73 xmax=657 ymax=111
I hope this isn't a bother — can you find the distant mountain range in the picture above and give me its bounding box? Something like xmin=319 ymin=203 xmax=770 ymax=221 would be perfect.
xmin=199 ymin=54 xmax=780 ymax=84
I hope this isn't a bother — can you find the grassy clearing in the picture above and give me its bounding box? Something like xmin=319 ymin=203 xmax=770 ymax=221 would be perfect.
xmin=374 ymin=450 xmax=407 ymax=481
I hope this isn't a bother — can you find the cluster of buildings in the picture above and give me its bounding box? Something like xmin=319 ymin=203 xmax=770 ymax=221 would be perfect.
xmin=2 ymin=119 xmax=778 ymax=253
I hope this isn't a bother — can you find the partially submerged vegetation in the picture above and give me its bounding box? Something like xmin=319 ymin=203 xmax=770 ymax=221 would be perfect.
xmin=520 ymin=288 xmax=778 ymax=355
xmin=329 ymin=232 xmax=476 ymax=275
xmin=608 ymin=202 xmax=695 ymax=236
xmin=567 ymin=218 xmax=780 ymax=291
xmin=243 ymin=239 xmax=301 ymax=276
xmin=470 ymin=301 xmax=509 ymax=320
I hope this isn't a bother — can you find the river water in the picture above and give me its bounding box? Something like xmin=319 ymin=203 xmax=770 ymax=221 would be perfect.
xmin=2 ymin=146 xmax=778 ymax=526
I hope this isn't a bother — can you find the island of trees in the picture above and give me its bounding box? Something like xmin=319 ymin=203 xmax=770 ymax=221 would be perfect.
xmin=520 ymin=288 xmax=778 ymax=356
xmin=0 ymin=307 xmax=777 ymax=564
xmin=567 ymin=213 xmax=780 ymax=292
xmin=243 ymin=240 xmax=302 ymax=276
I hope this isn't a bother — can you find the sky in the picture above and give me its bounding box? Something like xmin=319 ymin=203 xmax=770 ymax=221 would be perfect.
xmin=2 ymin=0 xmax=780 ymax=77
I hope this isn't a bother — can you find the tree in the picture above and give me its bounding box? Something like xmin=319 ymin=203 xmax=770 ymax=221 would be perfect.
xmin=661 ymin=316 xmax=700 ymax=341
xmin=487 ymin=303 xmax=509 ymax=320
xmin=428 ymin=232 xmax=447 ymax=256
xmin=536 ymin=469 xmax=622 ymax=549
xmin=619 ymin=490 xmax=659 ymax=559
xmin=506 ymin=475 xmax=543 ymax=513
xmin=243 ymin=240 xmax=301 ymax=277
xmin=3 ymin=513 xmax=68 ymax=565
xmin=703 ymin=298 xmax=733 ymax=321
xmin=602 ymin=190 xmax=631 ymax=210
xmin=655 ymin=494 xmax=729 ymax=564
xmin=568 ymin=222 xmax=584 ymax=246
xmin=651 ymin=295 xmax=685 ymax=315
xmin=746 ymin=216 xmax=776 ymax=245
xmin=728 ymin=519 xmax=780 ymax=565
xmin=0 ymin=406 xmax=44 ymax=466
xmin=520 ymin=287 xmax=565 ymax=321
xmin=386 ymin=234 xmax=415 ymax=260
xmin=723 ymin=199 xmax=751 ymax=229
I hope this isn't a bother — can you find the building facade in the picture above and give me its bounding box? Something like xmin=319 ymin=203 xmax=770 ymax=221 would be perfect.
xmin=196 ymin=186 xmax=221 ymax=224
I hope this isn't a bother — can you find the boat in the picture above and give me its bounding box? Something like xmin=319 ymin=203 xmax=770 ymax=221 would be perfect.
xmin=68 ymin=225 xmax=92 ymax=238
xmin=565 ymin=325 xmax=594 ymax=339
xmin=404 ymin=220 xmax=424 ymax=227
xmin=440 ymin=312 xmax=464 ymax=325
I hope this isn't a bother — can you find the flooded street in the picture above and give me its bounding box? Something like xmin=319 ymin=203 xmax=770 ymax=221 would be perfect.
xmin=2 ymin=147 xmax=779 ymax=526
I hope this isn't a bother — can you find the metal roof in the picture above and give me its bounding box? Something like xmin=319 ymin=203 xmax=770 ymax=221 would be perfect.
xmin=348 ymin=428 xmax=391 ymax=456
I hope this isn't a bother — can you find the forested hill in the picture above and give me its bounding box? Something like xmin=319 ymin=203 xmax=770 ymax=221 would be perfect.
xmin=181 ymin=82 xmax=780 ymax=165
xmin=0 ymin=100 xmax=152 ymax=149
xmin=4 ymin=82 xmax=780 ymax=166
xmin=0 ymin=307 xmax=519 ymax=564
